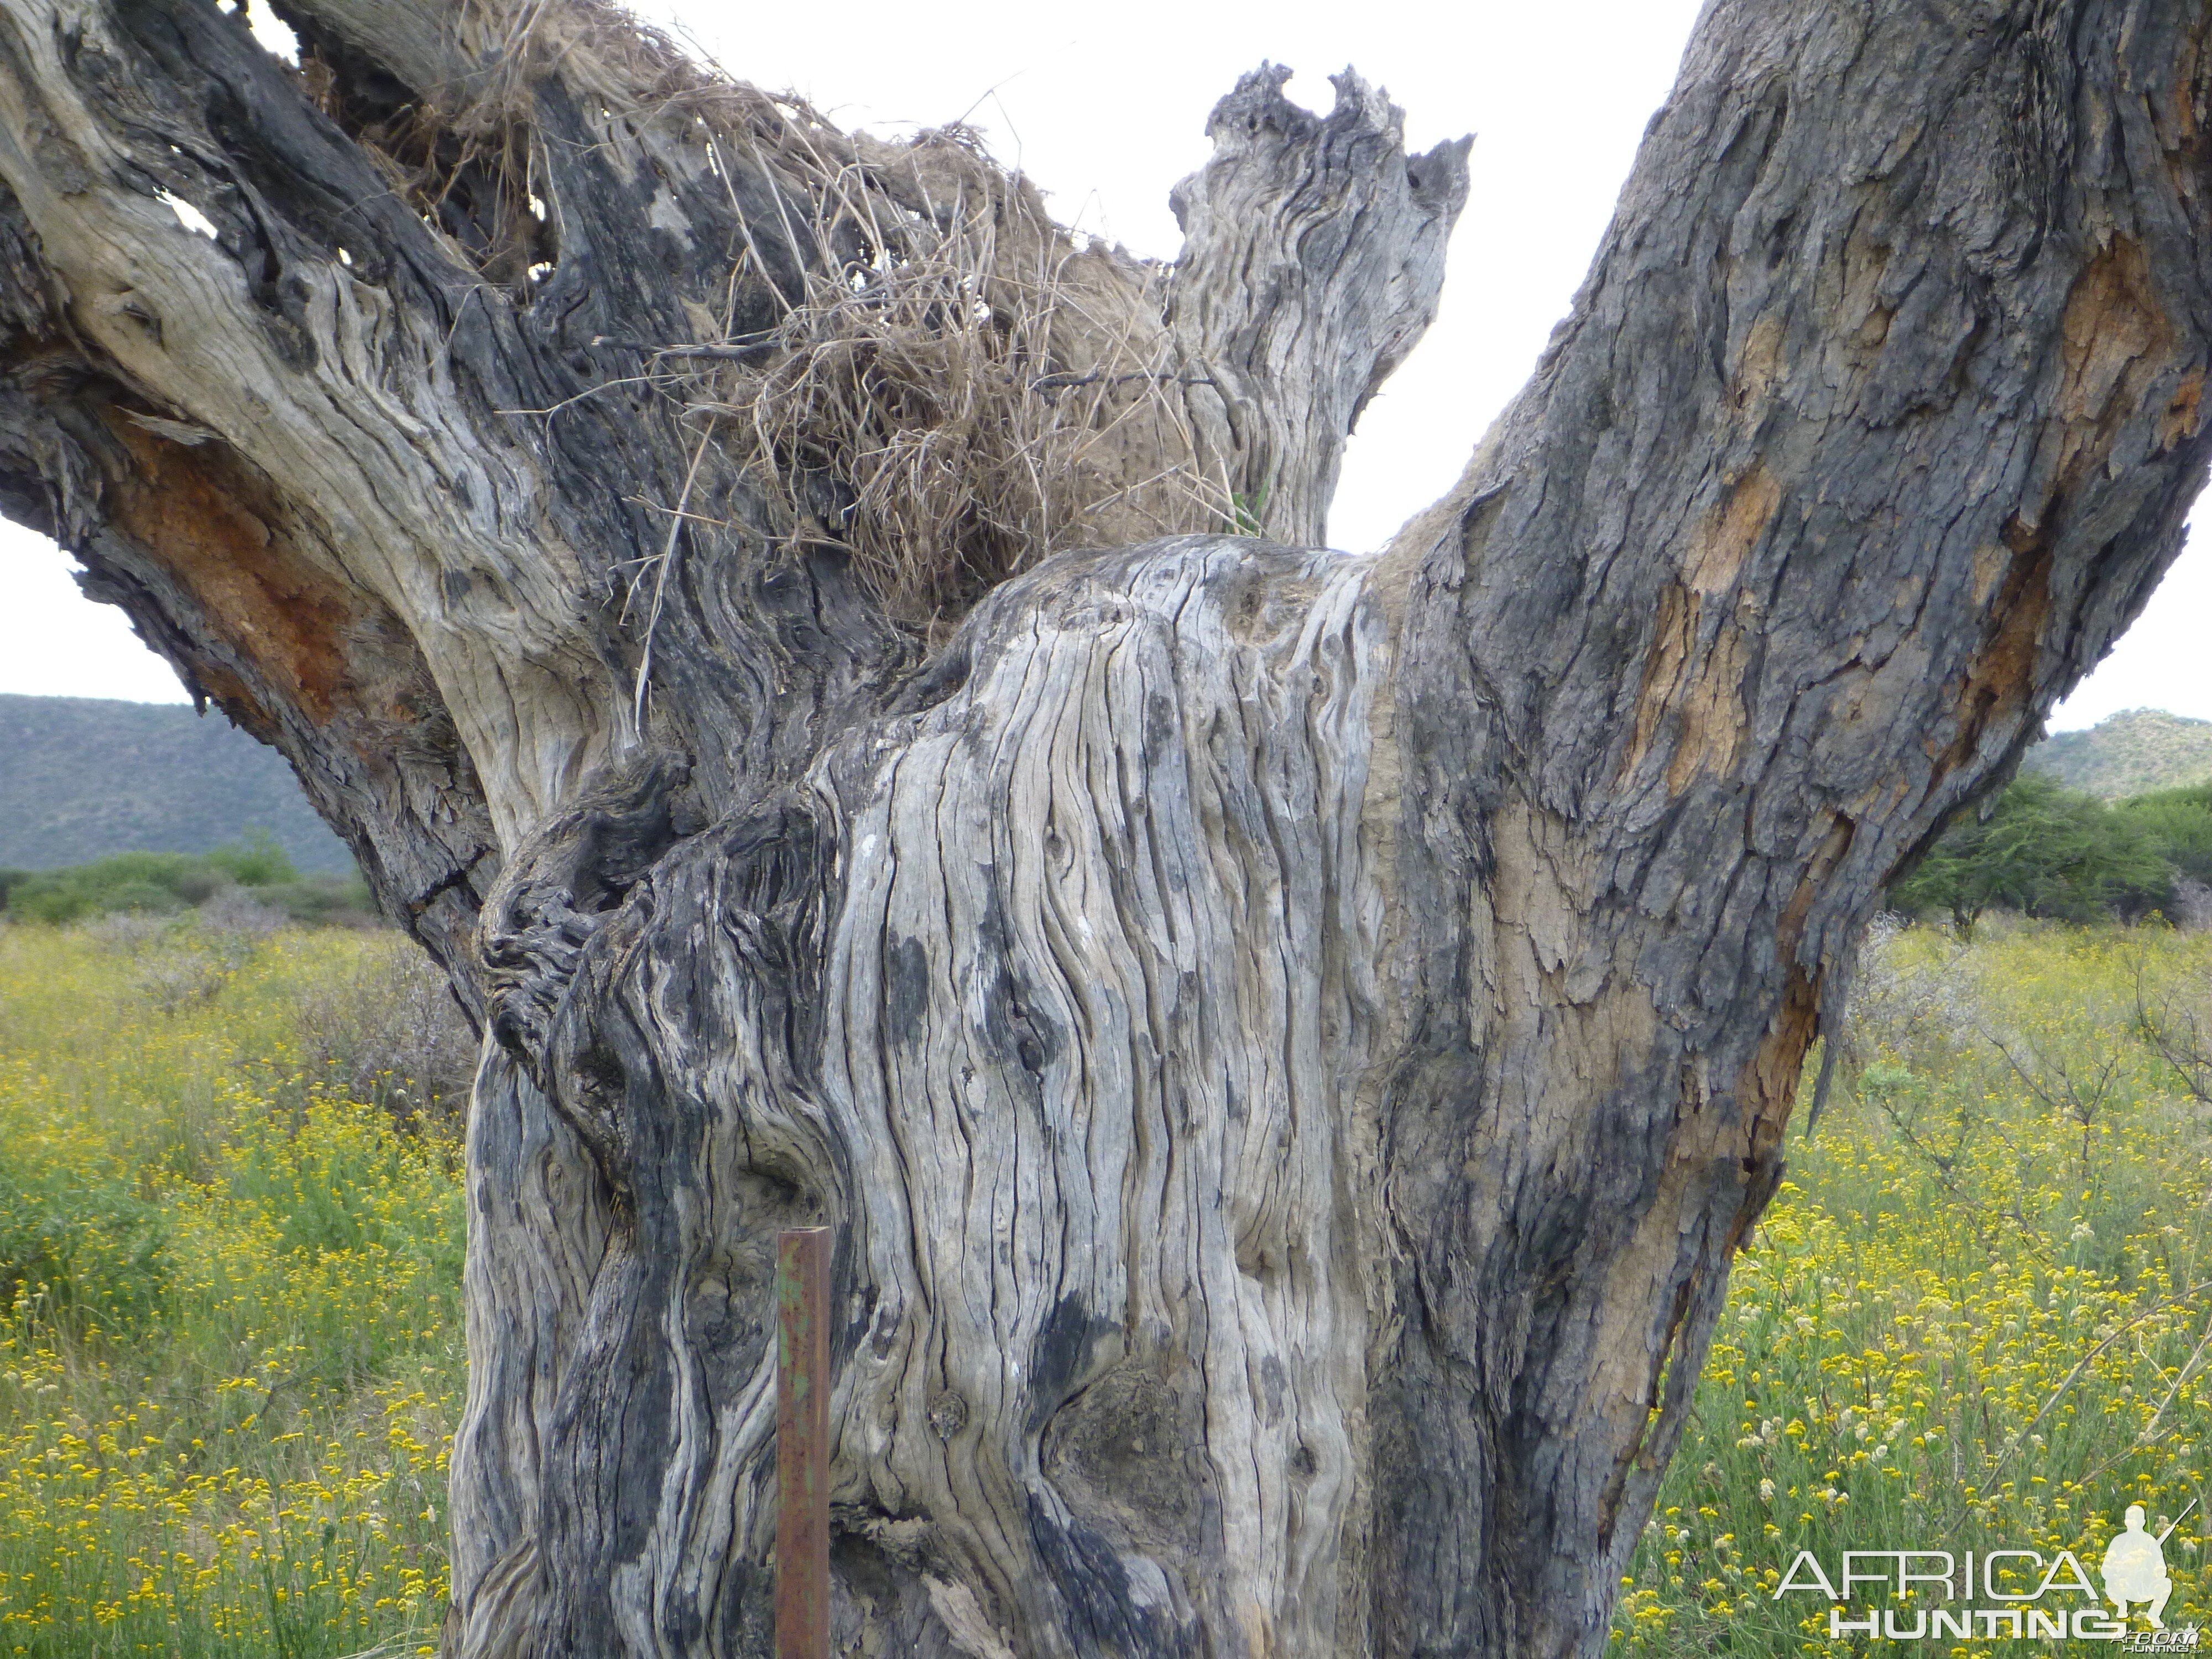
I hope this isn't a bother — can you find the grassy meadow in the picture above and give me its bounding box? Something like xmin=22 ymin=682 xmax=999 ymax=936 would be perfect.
xmin=0 ymin=917 xmax=469 ymax=1657
xmin=6 ymin=902 xmax=2212 ymax=1655
xmin=1618 ymin=920 xmax=2212 ymax=1653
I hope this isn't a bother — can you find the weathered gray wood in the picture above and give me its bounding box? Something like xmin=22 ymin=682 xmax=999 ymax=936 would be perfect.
xmin=0 ymin=1 xmax=2204 ymax=1656
xmin=1166 ymin=64 xmax=1470 ymax=544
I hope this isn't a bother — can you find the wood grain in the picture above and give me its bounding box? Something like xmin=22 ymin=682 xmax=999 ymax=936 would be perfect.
xmin=0 ymin=1 xmax=2202 ymax=1654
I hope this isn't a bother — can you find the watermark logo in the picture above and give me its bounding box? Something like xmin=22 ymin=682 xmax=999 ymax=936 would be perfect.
xmin=2107 ymin=1506 xmax=2177 ymax=1631
xmin=1772 ymin=1498 xmax=2199 ymax=1645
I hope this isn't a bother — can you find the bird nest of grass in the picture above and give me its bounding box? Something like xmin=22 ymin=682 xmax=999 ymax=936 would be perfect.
xmin=666 ymin=127 xmax=1234 ymax=625
xmin=306 ymin=0 xmax=1238 ymax=633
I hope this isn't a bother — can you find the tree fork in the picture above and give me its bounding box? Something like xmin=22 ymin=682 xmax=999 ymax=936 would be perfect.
xmin=0 ymin=1 xmax=2204 ymax=1656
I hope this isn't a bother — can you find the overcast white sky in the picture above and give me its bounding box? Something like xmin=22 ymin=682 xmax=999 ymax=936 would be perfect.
xmin=0 ymin=0 xmax=2201 ymax=731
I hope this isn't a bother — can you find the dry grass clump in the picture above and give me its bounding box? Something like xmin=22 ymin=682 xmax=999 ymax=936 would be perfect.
xmin=286 ymin=943 xmax=478 ymax=1132
xmin=305 ymin=0 xmax=1237 ymax=628
xmin=296 ymin=7 xmax=551 ymax=288
xmin=670 ymin=129 xmax=1234 ymax=623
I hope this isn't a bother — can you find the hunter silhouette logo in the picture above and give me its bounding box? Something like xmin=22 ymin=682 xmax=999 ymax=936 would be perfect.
xmin=1773 ymin=1495 xmax=2203 ymax=1643
xmin=2104 ymin=1504 xmax=2179 ymax=1631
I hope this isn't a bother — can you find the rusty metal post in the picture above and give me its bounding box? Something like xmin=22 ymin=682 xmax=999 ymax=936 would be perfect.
xmin=775 ymin=1227 xmax=831 ymax=1659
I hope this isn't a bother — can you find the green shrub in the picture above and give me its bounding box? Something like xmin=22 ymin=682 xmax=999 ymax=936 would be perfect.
xmin=1891 ymin=773 xmax=2173 ymax=931
xmin=254 ymin=874 xmax=377 ymax=925
xmin=0 ymin=1149 xmax=169 ymax=1336
xmin=6 ymin=851 xmax=205 ymax=923
xmin=205 ymin=829 xmax=299 ymax=888
xmin=0 ymin=836 xmax=369 ymax=927
xmin=2120 ymin=780 xmax=2212 ymax=886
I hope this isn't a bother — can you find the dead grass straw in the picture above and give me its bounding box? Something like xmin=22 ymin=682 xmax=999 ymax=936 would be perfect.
xmin=329 ymin=0 xmax=1238 ymax=630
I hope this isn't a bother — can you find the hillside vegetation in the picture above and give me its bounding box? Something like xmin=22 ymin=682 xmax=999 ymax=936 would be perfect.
xmin=0 ymin=836 xmax=374 ymax=928
xmin=0 ymin=695 xmax=351 ymax=874
xmin=2025 ymin=708 xmax=2212 ymax=799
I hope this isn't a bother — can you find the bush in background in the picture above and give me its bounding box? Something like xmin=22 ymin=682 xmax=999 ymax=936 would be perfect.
xmin=1890 ymin=772 xmax=2211 ymax=932
xmin=0 ymin=833 xmax=375 ymax=928
xmin=2123 ymin=780 xmax=2212 ymax=888
xmin=286 ymin=939 xmax=478 ymax=1133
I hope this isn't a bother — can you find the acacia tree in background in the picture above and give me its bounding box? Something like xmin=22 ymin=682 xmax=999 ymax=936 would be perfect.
xmin=0 ymin=2 xmax=2205 ymax=1653
xmin=1892 ymin=773 xmax=2177 ymax=932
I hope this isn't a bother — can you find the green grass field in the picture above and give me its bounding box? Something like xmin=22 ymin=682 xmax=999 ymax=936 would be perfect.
xmin=4 ymin=912 xmax=2212 ymax=1655
xmin=0 ymin=919 xmax=465 ymax=1657
xmin=1621 ymin=920 xmax=2212 ymax=1653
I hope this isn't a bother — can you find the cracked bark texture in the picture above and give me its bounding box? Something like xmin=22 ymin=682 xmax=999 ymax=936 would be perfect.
xmin=0 ymin=1 xmax=2206 ymax=1656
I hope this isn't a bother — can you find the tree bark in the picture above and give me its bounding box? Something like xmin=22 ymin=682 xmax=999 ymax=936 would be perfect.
xmin=0 ymin=1 xmax=2206 ymax=1656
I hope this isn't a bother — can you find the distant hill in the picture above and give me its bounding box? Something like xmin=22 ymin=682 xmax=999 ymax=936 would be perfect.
xmin=0 ymin=693 xmax=353 ymax=873
xmin=2023 ymin=709 xmax=2212 ymax=800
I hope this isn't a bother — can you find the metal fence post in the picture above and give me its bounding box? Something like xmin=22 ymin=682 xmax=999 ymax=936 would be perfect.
xmin=775 ymin=1227 xmax=831 ymax=1659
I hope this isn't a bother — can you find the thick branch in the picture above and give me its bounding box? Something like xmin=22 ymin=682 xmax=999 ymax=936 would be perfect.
xmin=1170 ymin=65 xmax=1469 ymax=545
xmin=1374 ymin=1 xmax=2212 ymax=1648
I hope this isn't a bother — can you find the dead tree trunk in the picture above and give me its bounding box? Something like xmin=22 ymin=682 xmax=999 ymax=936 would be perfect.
xmin=0 ymin=1 xmax=2205 ymax=1653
